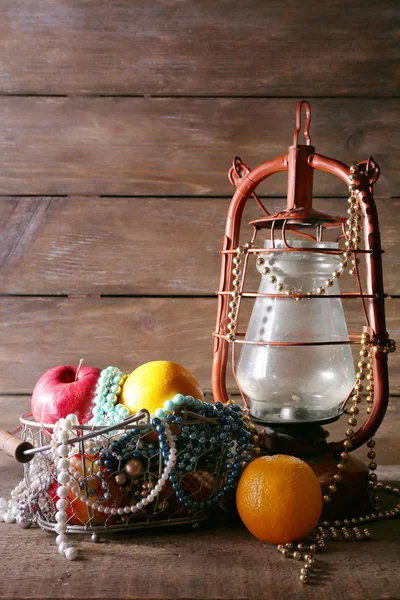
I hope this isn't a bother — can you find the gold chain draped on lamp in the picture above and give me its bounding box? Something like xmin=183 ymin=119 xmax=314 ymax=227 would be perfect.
xmin=212 ymin=100 xmax=396 ymax=519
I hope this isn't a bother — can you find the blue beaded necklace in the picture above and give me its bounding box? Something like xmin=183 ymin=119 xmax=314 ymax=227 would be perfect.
xmin=99 ymin=396 xmax=255 ymax=512
xmin=159 ymin=399 xmax=254 ymax=510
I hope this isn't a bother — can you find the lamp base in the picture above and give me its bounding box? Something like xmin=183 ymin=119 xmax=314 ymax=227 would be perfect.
xmin=259 ymin=425 xmax=372 ymax=521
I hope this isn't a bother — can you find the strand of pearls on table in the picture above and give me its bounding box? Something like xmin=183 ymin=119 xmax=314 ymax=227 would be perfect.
xmin=0 ymin=453 xmax=51 ymax=526
xmin=0 ymin=453 xmax=54 ymax=526
xmin=0 ymin=488 xmax=24 ymax=524
xmin=52 ymin=414 xmax=79 ymax=561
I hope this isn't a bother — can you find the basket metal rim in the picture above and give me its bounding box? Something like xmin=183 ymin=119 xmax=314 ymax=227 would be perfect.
xmin=19 ymin=411 xmax=149 ymax=432
xmin=37 ymin=514 xmax=208 ymax=534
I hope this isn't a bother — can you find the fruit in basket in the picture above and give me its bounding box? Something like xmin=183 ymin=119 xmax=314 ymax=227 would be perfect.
xmin=120 ymin=361 xmax=204 ymax=415
xmin=236 ymin=454 xmax=322 ymax=544
xmin=31 ymin=361 xmax=101 ymax=425
xmin=48 ymin=461 xmax=127 ymax=526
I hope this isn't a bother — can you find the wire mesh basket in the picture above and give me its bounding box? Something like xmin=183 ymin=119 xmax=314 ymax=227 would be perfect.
xmin=14 ymin=401 xmax=256 ymax=536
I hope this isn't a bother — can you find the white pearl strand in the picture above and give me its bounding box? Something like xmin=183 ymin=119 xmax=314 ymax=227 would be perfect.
xmin=0 ymin=476 xmax=26 ymax=522
xmin=64 ymin=418 xmax=176 ymax=518
xmin=59 ymin=420 xmax=176 ymax=516
xmin=0 ymin=494 xmax=20 ymax=524
xmin=51 ymin=415 xmax=176 ymax=558
xmin=96 ymin=418 xmax=177 ymax=517
xmin=0 ymin=438 xmax=56 ymax=526
xmin=0 ymin=457 xmax=51 ymax=526
xmin=28 ymin=451 xmax=54 ymax=494
xmin=52 ymin=414 xmax=79 ymax=561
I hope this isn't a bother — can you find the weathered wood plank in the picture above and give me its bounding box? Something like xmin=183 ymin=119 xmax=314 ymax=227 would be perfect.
xmin=0 ymin=397 xmax=400 ymax=600
xmin=1 ymin=196 xmax=399 ymax=295
xmin=0 ymin=297 xmax=399 ymax=395
xmin=0 ymin=0 xmax=398 ymax=96
xmin=0 ymin=98 xmax=398 ymax=196
xmin=0 ymin=396 xmax=30 ymax=431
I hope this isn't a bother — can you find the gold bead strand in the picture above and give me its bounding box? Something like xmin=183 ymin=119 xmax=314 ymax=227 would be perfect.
xmin=360 ymin=333 xmax=381 ymax=511
xmin=276 ymin=542 xmax=319 ymax=584
xmin=346 ymin=164 xmax=361 ymax=276
xmin=367 ymin=438 xmax=381 ymax=513
xmin=365 ymin=341 xmax=374 ymax=415
xmin=226 ymin=243 xmax=252 ymax=342
xmin=255 ymin=249 xmax=285 ymax=292
xmin=366 ymin=334 xmax=398 ymax=518
xmin=255 ymin=248 xmax=306 ymax=303
xmin=255 ymin=165 xmax=361 ymax=302
xmin=274 ymin=344 xmax=398 ymax=585
xmin=322 ymin=330 xmax=371 ymax=505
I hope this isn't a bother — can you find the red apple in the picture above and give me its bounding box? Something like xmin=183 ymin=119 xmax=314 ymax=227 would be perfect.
xmin=31 ymin=362 xmax=101 ymax=424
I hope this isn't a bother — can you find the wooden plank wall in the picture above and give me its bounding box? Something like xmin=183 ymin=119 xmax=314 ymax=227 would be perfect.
xmin=0 ymin=1 xmax=399 ymax=402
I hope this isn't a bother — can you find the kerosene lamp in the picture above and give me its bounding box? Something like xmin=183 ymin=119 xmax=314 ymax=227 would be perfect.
xmin=212 ymin=101 xmax=396 ymax=518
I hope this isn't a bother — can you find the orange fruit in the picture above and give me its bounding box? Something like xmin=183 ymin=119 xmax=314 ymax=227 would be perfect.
xmin=236 ymin=454 xmax=322 ymax=544
xmin=120 ymin=361 xmax=204 ymax=415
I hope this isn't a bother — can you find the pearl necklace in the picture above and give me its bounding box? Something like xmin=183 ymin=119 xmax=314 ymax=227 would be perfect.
xmin=50 ymin=412 xmax=177 ymax=558
xmin=0 ymin=451 xmax=51 ymax=527
xmin=96 ymin=417 xmax=177 ymax=517
xmin=52 ymin=414 xmax=79 ymax=561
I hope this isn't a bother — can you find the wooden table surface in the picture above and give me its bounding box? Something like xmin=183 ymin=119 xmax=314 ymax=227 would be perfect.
xmin=1 ymin=399 xmax=400 ymax=600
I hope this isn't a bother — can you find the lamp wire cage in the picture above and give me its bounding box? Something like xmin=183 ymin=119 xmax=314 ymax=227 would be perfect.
xmin=212 ymin=100 xmax=394 ymax=454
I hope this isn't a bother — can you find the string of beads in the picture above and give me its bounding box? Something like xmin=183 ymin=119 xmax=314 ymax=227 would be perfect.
xmin=160 ymin=400 xmax=257 ymax=509
xmin=90 ymin=366 xmax=129 ymax=426
xmin=277 ymin=331 xmax=398 ymax=584
xmin=52 ymin=414 xmax=79 ymax=560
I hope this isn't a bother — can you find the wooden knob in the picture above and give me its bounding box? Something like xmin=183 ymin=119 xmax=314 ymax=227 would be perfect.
xmin=0 ymin=429 xmax=34 ymax=463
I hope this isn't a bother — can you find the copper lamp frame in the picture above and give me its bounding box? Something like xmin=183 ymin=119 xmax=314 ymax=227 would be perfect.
xmin=212 ymin=101 xmax=389 ymax=454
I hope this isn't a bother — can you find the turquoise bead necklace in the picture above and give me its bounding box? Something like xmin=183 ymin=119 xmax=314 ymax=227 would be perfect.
xmin=91 ymin=366 xmax=202 ymax=426
xmin=90 ymin=366 xmax=130 ymax=426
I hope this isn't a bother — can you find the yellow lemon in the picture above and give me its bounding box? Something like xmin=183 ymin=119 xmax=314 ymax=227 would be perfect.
xmin=120 ymin=361 xmax=204 ymax=415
